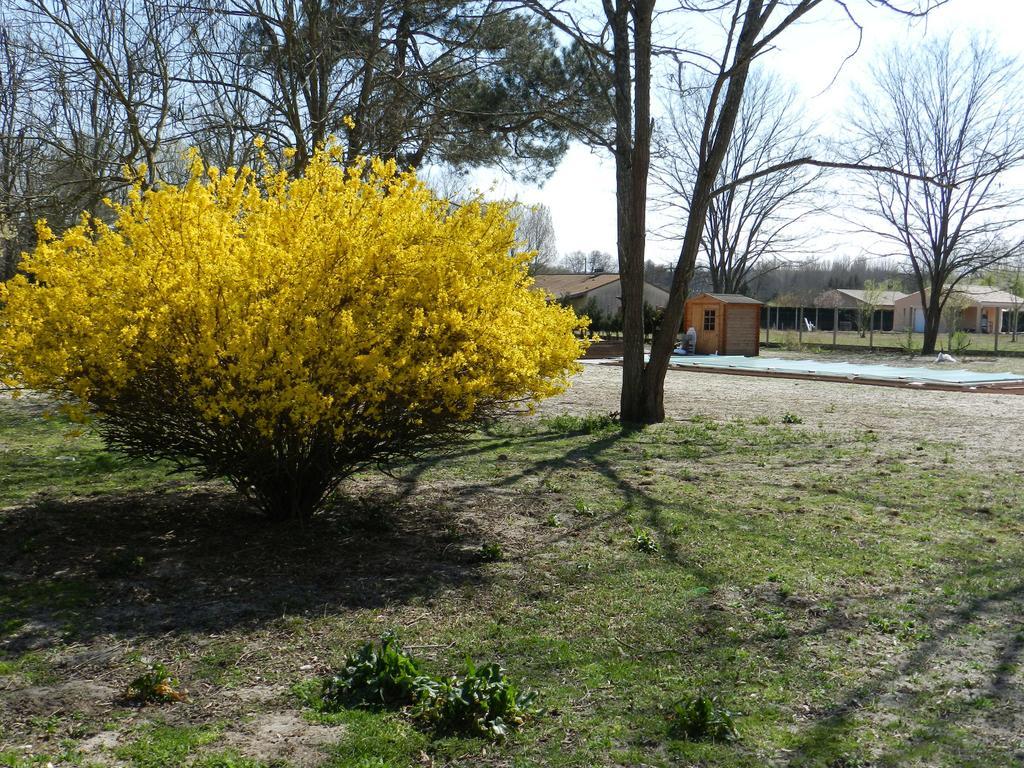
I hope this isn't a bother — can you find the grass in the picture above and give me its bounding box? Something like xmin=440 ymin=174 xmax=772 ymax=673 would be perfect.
xmin=1 ymin=394 xmax=1023 ymax=766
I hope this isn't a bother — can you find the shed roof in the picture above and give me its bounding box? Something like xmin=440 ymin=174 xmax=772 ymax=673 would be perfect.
xmin=691 ymin=292 xmax=762 ymax=305
xmin=532 ymin=272 xmax=620 ymax=299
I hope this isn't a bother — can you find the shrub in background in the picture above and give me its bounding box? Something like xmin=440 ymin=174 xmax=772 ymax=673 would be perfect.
xmin=0 ymin=144 xmax=587 ymax=521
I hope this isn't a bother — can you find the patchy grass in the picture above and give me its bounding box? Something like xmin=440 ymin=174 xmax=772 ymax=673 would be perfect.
xmin=1 ymin=393 xmax=1023 ymax=766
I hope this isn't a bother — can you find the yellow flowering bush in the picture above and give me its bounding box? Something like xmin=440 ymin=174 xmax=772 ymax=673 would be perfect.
xmin=0 ymin=145 xmax=586 ymax=521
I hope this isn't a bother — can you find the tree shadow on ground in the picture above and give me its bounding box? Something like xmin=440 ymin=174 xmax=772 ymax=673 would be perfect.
xmin=779 ymin=558 xmax=1024 ymax=767
xmin=0 ymin=485 xmax=490 ymax=654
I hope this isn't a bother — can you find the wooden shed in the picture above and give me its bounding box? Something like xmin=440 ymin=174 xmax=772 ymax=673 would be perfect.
xmin=683 ymin=293 xmax=762 ymax=356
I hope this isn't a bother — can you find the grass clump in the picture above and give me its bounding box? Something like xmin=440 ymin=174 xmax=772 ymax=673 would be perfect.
xmin=116 ymin=724 xmax=220 ymax=768
xmin=668 ymin=694 xmax=739 ymax=743
xmin=539 ymin=412 xmax=619 ymax=434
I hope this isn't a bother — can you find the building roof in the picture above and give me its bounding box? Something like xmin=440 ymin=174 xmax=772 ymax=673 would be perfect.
xmin=815 ymin=288 xmax=906 ymax=308
xmin=899 ymin=284 xmax=1024 ymax=307
xmin=835 ymin=288 xmax=906 ymax=306
xmin=692 ymin=292 xmax=762 ymax=305
xmin=532 ymin=272 xmax=621 ymax=299
xmin=951 ymin=284 xmax=1024 ymax=305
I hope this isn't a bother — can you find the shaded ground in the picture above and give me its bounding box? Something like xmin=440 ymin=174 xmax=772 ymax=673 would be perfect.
xmin=2 ymin=368 xmax=1024 ymax=767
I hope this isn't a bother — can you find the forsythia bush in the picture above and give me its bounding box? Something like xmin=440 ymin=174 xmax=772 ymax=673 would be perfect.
xmin=0 ymin=145 xmax=587 ymax=521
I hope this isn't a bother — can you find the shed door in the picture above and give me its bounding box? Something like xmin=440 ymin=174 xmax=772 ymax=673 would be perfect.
xmin=725 ymin=306 xmax=757 ymax=355
xmin=696 ymin=305 xmax=719 ymax=354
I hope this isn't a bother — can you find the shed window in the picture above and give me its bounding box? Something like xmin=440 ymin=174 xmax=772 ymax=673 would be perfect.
xmin=703 ymin=309 xmax=716 ymax=331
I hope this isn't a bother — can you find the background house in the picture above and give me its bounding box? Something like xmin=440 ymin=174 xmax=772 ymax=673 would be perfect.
xmin=532 ymin=272 xmax=669 ymax=317
xmin=894 ymin=285 xmax=1024 ymax=333
xmin=814 ymin=288 xmax=906 ymax=332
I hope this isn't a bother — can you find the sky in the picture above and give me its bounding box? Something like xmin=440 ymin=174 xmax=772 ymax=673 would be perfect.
xmin=465 ymin=0 xmax=1024 ymax=266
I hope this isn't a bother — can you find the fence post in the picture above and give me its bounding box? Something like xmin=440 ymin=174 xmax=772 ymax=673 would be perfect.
xmin=798 ymin=307 xmax=803 ymax=344
xmin=832 ymin=308 xmax=838 ymax=349
xmin=995 ymin=309 xmax=1000 ymax=354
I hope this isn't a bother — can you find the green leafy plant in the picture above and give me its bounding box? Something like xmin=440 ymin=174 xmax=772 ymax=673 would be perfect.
xmin=781 ymin=412 xmax=803 ymax=425
xmin=317 ymin=637 xmax=538 ymax=740
xmin=124 ymin=662 xmax=186 ymax=704
xmin=321 ymin=633 xmax=434 ymax=711
xmin=414 ymin=659 xmax=538 ymax=739
xmin=632 ymin=527 xmax=659 ymax=554
xmin=668 ymin=694 xmax=739 ymax=743
xmin=478 ymin=542 xmax=504 ymax=562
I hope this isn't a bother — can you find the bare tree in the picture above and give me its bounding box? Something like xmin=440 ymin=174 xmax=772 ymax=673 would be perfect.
xmin=654 ymin=68 xmax=820 ymax=294
xmin=849 ymin=36 xmax=1024 ymax=354
xmin=0 ymin=23 xmax=39 ymax=278
xmin=521 ymin=0 xmax=941 ymax=423
xmin=14 ymin=0 xmax=191 ymax=189
xmin=510 ymin=203 xmax=558 ymax=274
xmin=559 ymin=249 xmax=614 ymax=274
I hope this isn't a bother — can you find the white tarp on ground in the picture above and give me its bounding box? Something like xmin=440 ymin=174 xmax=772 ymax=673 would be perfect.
xmin=668 ymin=356 xmax=1024 ymax=386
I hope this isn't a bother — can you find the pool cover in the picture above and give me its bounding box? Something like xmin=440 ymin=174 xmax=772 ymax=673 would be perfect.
xmin=667 ymin=356 xmax=1024 ymax=387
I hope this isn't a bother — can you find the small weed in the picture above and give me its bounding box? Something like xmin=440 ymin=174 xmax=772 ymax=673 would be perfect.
xmin=668 ymin=694 xmax=739 ymax=743
xmin=573 ymin=497 xmax=594 ymax=516
xmin=752 ymin=415 xmax=771 ymax=426
xmin=478 ymin=542 xmax=504 ymax=562
xmin=781 ymin=412 xmax=803 ymax=425
xmin=632 ymin=527 xmax=659 ymax=554
xmin=123 ymin=663 xmax=186 ymax=704
xmin=543 ymin=513 xmax=560 ymax=528
xmin=868 ymin=615 xmax=930 ymax=642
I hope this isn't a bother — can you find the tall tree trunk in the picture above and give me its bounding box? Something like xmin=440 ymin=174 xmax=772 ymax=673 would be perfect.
xmin=621 ymin=0 xmax=763 ymax=424
xmin=616 ymin=0 xmax=655 ymax=423
xmin=921 ymin=291 xmax=943 ymax=354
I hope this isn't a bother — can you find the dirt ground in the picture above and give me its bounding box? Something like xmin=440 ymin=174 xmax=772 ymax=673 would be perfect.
xmin=539 ymin=360 xmax=1024 ymax=468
